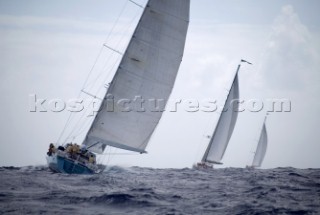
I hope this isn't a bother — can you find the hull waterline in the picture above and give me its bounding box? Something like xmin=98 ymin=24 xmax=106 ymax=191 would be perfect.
xmin=46 ymin=154 xmax=95 ymax=174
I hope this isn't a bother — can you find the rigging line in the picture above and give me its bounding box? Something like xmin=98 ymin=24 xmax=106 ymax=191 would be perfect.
xmin=98 ymin=153 xmax=106 ymax=166
xmin=103 ymin=0 xmax=129 ymax=45
xmin=105 ymin=147 xmax=112 ymax=166
xmin=64 ymin=44 xmax=122 ymax=140
xmin=90 ymin=3 xmax=145 ymax=107
xmin=108 ymin=147 xmax=118 ymax=165
xmin=63 ymin=101 xmax=97 ymax=143
xmin=66 ymin=1 xmax=144 ymax=144
xmin=81 ymin=90 xmax=103 ymax=100
xmin=101 ymin=147 xmax=112 ymax=167
xmin=96 ymin=54 xmax=120 ymax=94
xmin=70 ymin=56 xmax=117 ymax=136
xmin=87 ymin=12 xmax=138 ymax=90
xmin=56 ymin=78 xmax=98 ymax=144
xmin=129 ymin=0 xmax=144 ymax=8
xmin=103 ymin=44 xmax=124 ymax=55
xmin=57 ymin=33 xmax=107 ymax=143
xmin=56 ymin=89 xmax=93 ymax=144
xmin=82 ymin=1 xmax=129 ymax=90
xmin=69 ymin=117 xmax=93 ymax=139
xmin=66 ymin=56 xmax=120 ymax=141
xmin=82 ymin=46 xmax=105 ymax=91
xmin=98 ymin=57 xmax=122 ymax=92
xmin=112 ymin=5 xmax=143 ymax=51
xmin=57 ymin=1 xmax=138 ymax=144
xmin=97 ymin=146 xmax=109 ymax=165
xmin=69 ymin=93 xmax=106 ymax=139
xmin=194 ymin=112 xmax=216 ymax=163
xmin=62 ymin=99 xmax=96 ymax=143
xmin=102 ymin=0 xmax=138 ymax=52
xmin=104 ymin=146 xmax=111 ymax=164
xmin=84 ymin=3 xmax=141 ymax=92
xmin=56 ymin=111 xmax=75 ymax=145
xmin=85 ymin=13 xmax=135 ymax=91
xmin=83 ymin=50 xmax=118 ymax=91
xmin=99 ymin=58 xmax=121 ymax=89
xmin=84 ymin=6 xmax=143 ymax=100
xmin=85 ymin=51 xmax=119 ymax=93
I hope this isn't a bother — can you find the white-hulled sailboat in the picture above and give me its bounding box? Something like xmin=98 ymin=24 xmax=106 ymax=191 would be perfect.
xmin=247 ymin=114 xmax=268 ymax=169
xmin=194 ymin=60 xmax=251 ymax=169
xmin=46 ymin=0 xmax=190 ymax=174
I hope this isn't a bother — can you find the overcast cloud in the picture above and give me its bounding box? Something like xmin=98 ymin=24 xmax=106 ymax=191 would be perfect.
xmin=0 ymin=0 xmax=319 ymax=169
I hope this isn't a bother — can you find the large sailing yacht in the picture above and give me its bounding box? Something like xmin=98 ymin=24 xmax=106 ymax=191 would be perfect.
xmin=194 ymin=60 xmax=251 ymax=169
xmin=46 ymin=0 xmax=190 ymax=174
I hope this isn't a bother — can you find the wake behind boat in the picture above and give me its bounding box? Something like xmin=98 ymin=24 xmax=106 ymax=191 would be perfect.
xmin=46 ymin=0 xmax=190 ymax=174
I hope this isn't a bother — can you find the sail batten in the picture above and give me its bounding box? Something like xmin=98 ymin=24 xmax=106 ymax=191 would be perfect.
xmin=83 ymin=0 xmax=190 ymax=154
xmin=132 ymin=36 xmax=183 ymax=58
xmin=118 ymin=67 xmax=173 ymax=88
xmin=148 ymin=7 xmax=189 ymax=22
xmin=205 ymin=159 xmax=223 ymax=165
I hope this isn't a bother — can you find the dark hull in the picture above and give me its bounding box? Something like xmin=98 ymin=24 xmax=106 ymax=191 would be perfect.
xmin=193 ymin=162 xmax=213 ymax=170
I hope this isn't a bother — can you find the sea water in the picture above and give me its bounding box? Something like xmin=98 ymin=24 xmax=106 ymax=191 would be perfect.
xmin=0 ymin=166 xmax=319 ymax=214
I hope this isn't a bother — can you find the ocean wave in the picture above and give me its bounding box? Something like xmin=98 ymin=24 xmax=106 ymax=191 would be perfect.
xmin=0 ymin=166 xmax=319 ymax=214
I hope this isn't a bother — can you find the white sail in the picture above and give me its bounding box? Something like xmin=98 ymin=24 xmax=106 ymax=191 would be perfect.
xmin=202 ymin=73 xmax=240 ymax=164
xmin=252 ymin=123 xmax=268 ymax=167
xmin=83 ymin=0 xmax=190 ymax=154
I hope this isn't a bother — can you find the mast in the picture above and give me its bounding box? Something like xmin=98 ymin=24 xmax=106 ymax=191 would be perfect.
xmin=201 ymin=63 xmax=241 ymax=163
xmin=201 ymin=59 xmax=252 ymax=164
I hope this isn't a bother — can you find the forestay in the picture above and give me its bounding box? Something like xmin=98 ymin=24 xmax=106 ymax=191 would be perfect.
xmin=252 ymin=123 xmax=268 ymax=167
xmin=202 ymin=74 xmax=240 ymax=164
xmin=83 ymin=0 xmax=190 ymax=154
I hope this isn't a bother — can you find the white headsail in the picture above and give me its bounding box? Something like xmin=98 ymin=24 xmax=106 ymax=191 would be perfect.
xmin=252 ymin=119 xmax=268 ymax=167
xmin=201 ymin=71 xmax=240 ymax=164
xmin=83 ymin=0 xmax=190 ymax=154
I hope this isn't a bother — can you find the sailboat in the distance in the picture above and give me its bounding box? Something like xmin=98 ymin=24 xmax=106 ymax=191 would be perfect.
xmin=246 ymin=114 xmax=268 ymax=169
xmin=194 ymin=60 xmax=252 ymax=169
xmin=46 ymin=0 xmax=190 ymax=174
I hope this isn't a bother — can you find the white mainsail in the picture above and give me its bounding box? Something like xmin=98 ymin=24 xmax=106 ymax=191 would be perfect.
xmin=83 ymin=0 xmax=190 ymax=154
xmin=251 ymin=119 xmax=268 ymax=167
xmin=201 ymin=71 xmax=240 ymax=164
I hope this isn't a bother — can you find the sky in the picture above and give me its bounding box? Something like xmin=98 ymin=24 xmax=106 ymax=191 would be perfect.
xmin=0 ymin=0 xmax=319 ymax=169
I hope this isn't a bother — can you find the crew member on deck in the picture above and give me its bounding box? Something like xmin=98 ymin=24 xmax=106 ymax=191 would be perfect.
xmin=47 ymin=143 xmax=56 ymax=156
xmin=88 ymin=154 xmax=96 ymax=164
xmin=66 ymin=143 xmax=73 ymax=153
xmin=72 ymin=144 xmax=80 ymax=154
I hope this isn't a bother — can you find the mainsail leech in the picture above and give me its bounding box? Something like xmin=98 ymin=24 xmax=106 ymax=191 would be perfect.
xmin=83 ymin=0 xmax=190 ymax=154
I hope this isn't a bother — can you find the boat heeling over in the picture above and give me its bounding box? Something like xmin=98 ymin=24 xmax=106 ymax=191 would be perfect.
xmin=46 ymin=150 xmax=100 ymax=174
xmin=194 ymin=60 xmax=252 ymax=169
xmin=46 ymin=0 xmax=190 ymax=174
